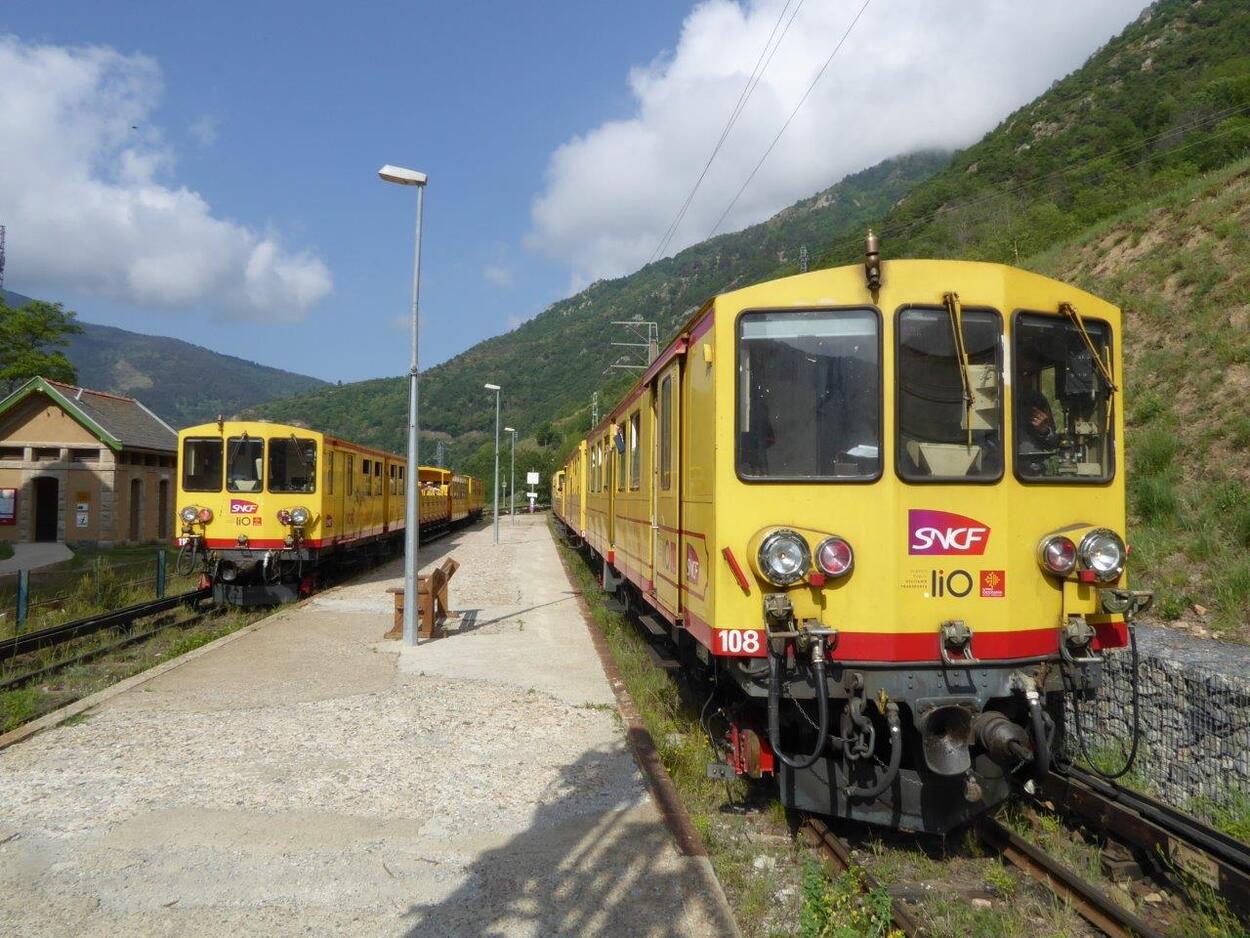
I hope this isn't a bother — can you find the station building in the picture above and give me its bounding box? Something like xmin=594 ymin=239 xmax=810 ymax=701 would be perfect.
xmin=0 ymin=377 xmax=178 ymax=547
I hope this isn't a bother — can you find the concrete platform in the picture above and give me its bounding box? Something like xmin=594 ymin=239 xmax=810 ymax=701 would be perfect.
xmin=0 ymin=514 xmax=737 ymax=937
xmin=0 ymin=541 xmax=73 ymax=575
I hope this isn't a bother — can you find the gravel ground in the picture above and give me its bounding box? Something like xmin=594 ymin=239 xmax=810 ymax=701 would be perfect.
xmin=0 ymin=515 xmax=736 ymax=937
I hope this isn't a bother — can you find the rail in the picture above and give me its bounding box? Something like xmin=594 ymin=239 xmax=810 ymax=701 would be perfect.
xmin=1045 ymin=765 xmax=1250 ymax=921
xmin=0 ymin=587 xmax=210 ymax=663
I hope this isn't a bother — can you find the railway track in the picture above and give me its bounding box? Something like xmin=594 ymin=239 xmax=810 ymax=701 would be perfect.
xmin=0 ymin=588 xmax=210 ymax=665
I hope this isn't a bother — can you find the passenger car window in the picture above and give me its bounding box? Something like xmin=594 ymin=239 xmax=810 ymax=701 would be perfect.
xmin=226 ymin=437 xmax=263 ymax=492
xmin=1014 ymin=312 xmax=1115 ymax=481
xmin=268 ymin=437 xmax=317 ymax=493
xmin=629 ymin=411 xmax=641 ymax=490
xmin=737 ymin=308 xmax=880 ymax=480
xmin=659 ymin=376 xmax=672 ymax=491
xmin=182 ymin=439 xmax=223 ymax=492
xmin=896 ymin=307 xmax=1002 ymax=481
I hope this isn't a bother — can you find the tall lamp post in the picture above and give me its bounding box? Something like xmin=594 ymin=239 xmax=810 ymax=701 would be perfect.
xmin=485 ymin=383 xmax=501 ymax=543
xmin=378 ymin=163 xmax=427 ymax=647
xmin=504 ymin=426 xmax=517 ymax=520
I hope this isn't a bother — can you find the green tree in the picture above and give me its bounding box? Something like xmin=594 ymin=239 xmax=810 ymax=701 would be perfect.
xmin=0 ymin=298 xmax=82 ymax=392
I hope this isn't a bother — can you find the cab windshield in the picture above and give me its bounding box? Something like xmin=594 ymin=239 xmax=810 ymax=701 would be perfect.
xmin=268 ymin=436 xmax=317 ymax=493
xmin=226 ymin=436 xmax=264 ymax=492
xmin=897 ymin=307 xmax=1002 ymax=480
xmin=1014 ymin=313 xmax=1115 ymax=481
xmin=737 ymin=308 xmax=880 ymax=480
xmin=182 ymin=438 xmax=223 ymax=492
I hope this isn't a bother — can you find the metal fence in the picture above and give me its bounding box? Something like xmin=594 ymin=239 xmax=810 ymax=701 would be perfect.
xmin=0 ymin=551 xmax=198 ymax=639
xmin=1062 ymin=624 xmax=1250 ymax=831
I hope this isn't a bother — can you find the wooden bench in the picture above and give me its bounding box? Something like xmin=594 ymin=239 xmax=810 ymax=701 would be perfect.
xmin=385 ymin=557 xmax=460 ymax=640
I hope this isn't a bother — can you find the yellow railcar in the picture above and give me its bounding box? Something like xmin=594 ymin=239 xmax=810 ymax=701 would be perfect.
xmin=556 ymin=252 xmax=1152 ymax=832
xmin=175 ymin=420 xmax=482 ymax=605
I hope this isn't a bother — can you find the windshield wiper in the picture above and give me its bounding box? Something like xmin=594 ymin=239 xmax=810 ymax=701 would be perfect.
xmin=1060 ymin=302 xmax=1119 ymax=431
xmin=943 ymin=292 xmax=975 ymax=448
xmin=289 ymin=434 xmax=313 ymax=491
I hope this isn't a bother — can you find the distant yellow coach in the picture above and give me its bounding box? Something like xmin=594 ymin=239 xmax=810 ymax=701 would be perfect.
xmin=554 ymin=245 xmax=1152 ymax=833
xmin=174 ymin=419 xmax=483 ymax=605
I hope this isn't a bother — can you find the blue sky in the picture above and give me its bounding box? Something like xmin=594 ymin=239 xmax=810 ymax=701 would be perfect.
xmin=0 ymin=1 xmax=1148 ymax=383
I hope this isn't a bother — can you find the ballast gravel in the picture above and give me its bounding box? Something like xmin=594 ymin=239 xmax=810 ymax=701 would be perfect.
xmin=0 ymin=515 xmax=736 ymax=937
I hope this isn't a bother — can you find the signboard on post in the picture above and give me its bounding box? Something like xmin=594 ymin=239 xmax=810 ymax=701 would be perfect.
xmin=0 ymin=488 xmax=15 ymax=525
xmin=526 ymin=471 xmax=539 ymax=486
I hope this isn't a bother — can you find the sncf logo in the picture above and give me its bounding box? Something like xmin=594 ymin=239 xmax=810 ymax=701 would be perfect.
xmin=908 ymin=509 xmax=990 ymax=556
xmin=230 ymin=499 xmax=259 ymax=515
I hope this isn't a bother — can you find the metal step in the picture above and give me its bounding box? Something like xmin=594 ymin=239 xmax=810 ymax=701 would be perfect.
xmin=643 ymin=642 xmax=682 ymax=673
xmin=638 ymin=614 xmax=668 ymax=638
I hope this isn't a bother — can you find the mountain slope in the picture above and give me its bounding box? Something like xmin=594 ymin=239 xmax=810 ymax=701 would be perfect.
xmin=2 ymin=288 xmax=329 ymax=426
xmin=247 ymin=151 xmax=949 ymax=453
xmin=1025 ymin=156 xmax=1250 ymax=638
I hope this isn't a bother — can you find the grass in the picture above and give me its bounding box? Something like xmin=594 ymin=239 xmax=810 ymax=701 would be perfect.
xmin=798 ymin=859 xmax=900 ymax=938
xmin=0 ymin=605 xmax=258 ymax=733
xmin=0 ymin=542 xmax=13 ymax=562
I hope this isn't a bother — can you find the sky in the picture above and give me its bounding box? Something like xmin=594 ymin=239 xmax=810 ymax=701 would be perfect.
xmin=0 ymin=0 xmax=1149 ymax=384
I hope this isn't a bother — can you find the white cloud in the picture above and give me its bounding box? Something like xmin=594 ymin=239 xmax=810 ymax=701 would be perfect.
xmin=527 ymin=0 xmax=1149 ymax=285
xmin=0 ymin=36 xmax=331 ymax=322
xmin=483 ymin=263 xmax=514 ymax=288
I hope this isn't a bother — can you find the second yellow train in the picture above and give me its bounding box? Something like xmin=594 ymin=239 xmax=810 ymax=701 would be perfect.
xmin=174 ymin=419 xmax=483 ymax=605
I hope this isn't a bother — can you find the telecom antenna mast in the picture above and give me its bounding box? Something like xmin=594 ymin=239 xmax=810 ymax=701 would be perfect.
xmin=799 ymin=244 xmax=809 ymax=273
xmin=591 ymin=392 xmax=599 ymax=428
xmin=0 ymin=225 xmax=6 ymax=290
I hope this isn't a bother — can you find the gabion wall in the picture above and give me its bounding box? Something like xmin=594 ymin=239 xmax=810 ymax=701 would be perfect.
xmin=1063 ymin=624 xmax=1250 ymax=823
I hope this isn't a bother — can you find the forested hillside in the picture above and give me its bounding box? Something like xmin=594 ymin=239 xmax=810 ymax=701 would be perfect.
xmin=1 ymin=288 xmax=328 ymax=427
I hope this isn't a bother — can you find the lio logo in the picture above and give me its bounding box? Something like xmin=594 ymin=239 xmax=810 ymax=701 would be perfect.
xmin=908 ymin=509 xmax=990 ymax=555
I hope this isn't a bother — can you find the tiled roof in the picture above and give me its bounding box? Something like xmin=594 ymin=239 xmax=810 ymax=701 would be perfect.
xmin=0 ymin=377 xmax=176 ymax=452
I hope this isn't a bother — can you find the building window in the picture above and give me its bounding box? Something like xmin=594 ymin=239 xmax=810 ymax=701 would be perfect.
xmin=70 ymin=448 xmax=101 ymax=462
xmin=34 ymin=447 xmax=59 ymax=461
xmin=0 ymin=446 xmax=22 ymax=460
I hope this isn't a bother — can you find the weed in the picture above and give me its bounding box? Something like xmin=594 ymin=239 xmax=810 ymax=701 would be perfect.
xmin=1189 ymin=788 xmax=1250 ymax=842
xmin=1131 ymin=474 xmax=1179 ymax=523
xmin=982 ymin=863 xmax=1017 ymax=898
xmin=61 ymin=709 xmax=94 ymax=726
xmin=798 ymin=858 xmax=901 ymax=938
xmin=0 ymin=688 xmax=43 ymax=733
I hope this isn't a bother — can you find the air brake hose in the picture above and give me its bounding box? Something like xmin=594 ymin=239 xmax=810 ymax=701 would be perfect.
xmin=1027 ymin=691 xmax=1051 ymax=784
xmin=767 ymin=638 xmax=830 ymax=770
xmin=1067 ymin=623 xmax=1141 ymax=780
xmin=846 ymin=704 xmax=902 ymax=800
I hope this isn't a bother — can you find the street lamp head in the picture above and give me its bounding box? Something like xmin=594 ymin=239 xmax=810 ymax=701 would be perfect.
xmin=484 ymin=383 xmax=501 ymax=391
xmin=378 ymin=164 xmax=427 ymax=186
xmin=504 ymin=426 xmax=515 ymax=433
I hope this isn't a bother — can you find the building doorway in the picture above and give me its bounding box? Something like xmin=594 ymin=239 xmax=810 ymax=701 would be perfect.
xmin=129 ymin=478 xmax=142 ymax=541
xmin=157 ymin=479 xmax=169 ymax=540
xmin=34 ymin=477 xmax=59 ymax=542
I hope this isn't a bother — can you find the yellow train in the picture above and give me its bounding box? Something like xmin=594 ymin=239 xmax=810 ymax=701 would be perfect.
xmin=174 ymin=419 xmax=483 ymax=605
xmin=555 ymin=246 xmax=1152 ymax=833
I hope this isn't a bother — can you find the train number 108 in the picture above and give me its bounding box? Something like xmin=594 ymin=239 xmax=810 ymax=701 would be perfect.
xmin=714 ymin=628 xmax=766 ymax=657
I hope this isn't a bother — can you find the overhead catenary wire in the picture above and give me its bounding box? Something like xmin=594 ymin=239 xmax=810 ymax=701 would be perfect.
xmin=648 ymin=0 xmax=807 ymax=266
xmin=708 ymin=0 xmax=874 ymax=238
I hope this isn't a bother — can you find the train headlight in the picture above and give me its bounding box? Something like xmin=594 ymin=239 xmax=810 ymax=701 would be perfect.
xmin=197 ymin=507 xmax=214 ymax=524
xmin=757 ymin=529 xmax=810 ymax=586
xmin=1078 ymin=529 xmax=1125 ymax=582
xmin=1039 ymin=535 xmax=1077 ymax=575
xmin=815 ymin=537 xmax=854 ymax=578
xmin=290 ymin=506 xmax=311 ymax=526
xmin=180 ymin=505 xmax=200 ymax=524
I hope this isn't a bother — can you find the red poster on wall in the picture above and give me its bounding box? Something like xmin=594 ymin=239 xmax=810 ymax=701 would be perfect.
xmin=0 ymin=487 xmax=15 ymax=525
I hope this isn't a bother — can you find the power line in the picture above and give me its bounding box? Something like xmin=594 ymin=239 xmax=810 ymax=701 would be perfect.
xmin=647 ymin=0 xmax=806 ymax=266
xmin=709 ymin=0 xmax=873 ymax=239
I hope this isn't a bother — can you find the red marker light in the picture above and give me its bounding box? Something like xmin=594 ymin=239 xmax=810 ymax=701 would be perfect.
xmin=197 ymin=508 xmax=213 ymax=523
